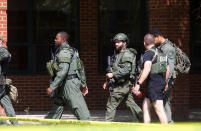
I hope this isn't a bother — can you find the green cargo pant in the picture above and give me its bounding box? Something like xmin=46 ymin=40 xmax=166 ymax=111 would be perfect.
xmin=163 ymin=78 xmax=174 ymax=123
xmin=0 ymin=113 xmax=7 ymax=125
xmin=45 ymin=78 xmax=91 ymax=120
xmin=0 ymin=95 xmax=18 ymax=125
xmin=105 ymin=81 xmax=143 ymax=122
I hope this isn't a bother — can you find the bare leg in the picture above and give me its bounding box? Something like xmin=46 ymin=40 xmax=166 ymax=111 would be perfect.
xmin=153 ymin=100 xmax=168 ymax=124
xmin=142 ymin=98 xmax=151 ymax=123
xmin=0 ymin=105 xmax=6 ymax=117
xmin=0 ymin=104 xmax=7 ymax=125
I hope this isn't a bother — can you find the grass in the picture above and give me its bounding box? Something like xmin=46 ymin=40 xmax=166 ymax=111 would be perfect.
xmin=0 ymin=122 xmax=201 ymax=131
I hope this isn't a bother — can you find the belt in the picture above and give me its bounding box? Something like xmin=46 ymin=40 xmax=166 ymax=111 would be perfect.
xmin=66 ymin=74 xmax=78 ymax=80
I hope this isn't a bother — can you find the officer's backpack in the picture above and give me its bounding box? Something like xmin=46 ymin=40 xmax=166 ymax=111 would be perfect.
xmin=149 ymin=48 xmax=168 ymax=74
xmin=70 ymin=48 xmax=87 ymax=85
xmin=5 ymin=79 xmax=18 ymax=103
xmin=171 ymin=44 xmax=191 ymax=74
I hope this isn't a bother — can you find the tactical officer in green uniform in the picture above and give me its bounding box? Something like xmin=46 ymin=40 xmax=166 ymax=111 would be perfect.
xmin=0 ymin=35 xmax=18 ymax=125
xmin=45 ymin=31 xmax=91 ymax=120
xmin=103 ymin=33 xmax=143 ymax=122
xmin=149 ymin=29 xmax=176 ymax=123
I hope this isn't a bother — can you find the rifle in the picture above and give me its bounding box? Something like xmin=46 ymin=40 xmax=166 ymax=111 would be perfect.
xmin=106 ymin=56 xmax=115 ymax=92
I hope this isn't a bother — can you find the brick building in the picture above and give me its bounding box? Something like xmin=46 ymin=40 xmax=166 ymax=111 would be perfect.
xmin=0 ymin=0 xmax=200 ymax=120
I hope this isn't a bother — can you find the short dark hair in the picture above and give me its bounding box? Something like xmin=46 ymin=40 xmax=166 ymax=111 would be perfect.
xmin=144 ymin=34 xmax=155 ymax=45
xmin=149 ymin=29 xmax=162 ymax=37
xmin=58 ymin=31 xmax=69 ymax=41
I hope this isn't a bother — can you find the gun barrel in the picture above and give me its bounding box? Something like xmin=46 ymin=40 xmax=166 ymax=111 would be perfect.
xmin=107 ymin=56 xmax=111 ymax=66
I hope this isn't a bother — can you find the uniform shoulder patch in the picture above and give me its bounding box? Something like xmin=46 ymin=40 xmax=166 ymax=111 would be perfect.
xmin=58 ymin=48 xmax=74 ymax=63
xmin=121 ymin=50 xmax=134 ymax=63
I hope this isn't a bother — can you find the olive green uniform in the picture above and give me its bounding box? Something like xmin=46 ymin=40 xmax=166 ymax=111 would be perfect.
xmin=0 ymin=47 xmax=18 ymax=125
xmin=158 ymin=39 xmax=176 ymax=123
xmin=106 ymin=49 xmax=142 ymax=122
xmin=45 ymin=42 xmax=91 ymax=120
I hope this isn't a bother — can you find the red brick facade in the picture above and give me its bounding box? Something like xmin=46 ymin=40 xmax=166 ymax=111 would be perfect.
xmin=0 ymin=0 xmax=200 ymax=120
xmin=0 ymin=0 xmax=7 ymax=41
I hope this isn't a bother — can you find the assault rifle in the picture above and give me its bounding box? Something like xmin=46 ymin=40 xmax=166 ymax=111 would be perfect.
xmin=106 ymin=56 xmax=115 ymax=91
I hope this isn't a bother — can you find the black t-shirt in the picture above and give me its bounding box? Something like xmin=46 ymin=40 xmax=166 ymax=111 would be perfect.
xmin=143 ymin=47 xmax=166 ymax=89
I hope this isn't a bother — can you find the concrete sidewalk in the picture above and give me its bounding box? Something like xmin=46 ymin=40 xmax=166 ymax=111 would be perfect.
xmin=15 ymin=110 xmax=136 ymax=124
xmin=15 ymin=109 xmax=201 ymax=124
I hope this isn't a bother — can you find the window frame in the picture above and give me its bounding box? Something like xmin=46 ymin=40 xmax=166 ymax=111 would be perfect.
xmin=7 ymin=0 xmax=80 ymax=74
xmin=98 ymin=0 xmax=149 ymax=74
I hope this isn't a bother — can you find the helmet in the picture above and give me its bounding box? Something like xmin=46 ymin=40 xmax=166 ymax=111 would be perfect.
xmin=112 ymin=33 xmax=129 ymax=44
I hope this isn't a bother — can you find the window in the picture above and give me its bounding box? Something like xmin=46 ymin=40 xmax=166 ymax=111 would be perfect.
xmin=190 ymin=0 xmax=201 ymax=73
xmin=7 ymin=0 xmax=28 ymax=72
xmin=7 ymin=0 xmax=79 ymax=74
xmin=98 ymin=0 xmax=148 ymax=73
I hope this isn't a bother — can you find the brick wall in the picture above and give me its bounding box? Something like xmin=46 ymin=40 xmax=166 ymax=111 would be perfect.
xmin=8 ymin=75 xmax=51 ymax=111
xmin=190 ymin=75 xmax=201 ymax=109
xmin=0 ymin=0 xmax=7 ymax=40
xmin=149 ymin=0 xmax=190 ymax=119
xmin=80 ymin=0 xmax=107 ymax=109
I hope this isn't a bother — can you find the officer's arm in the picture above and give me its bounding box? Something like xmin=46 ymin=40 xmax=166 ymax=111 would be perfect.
xmin=50 ymin=63 xmax=69 ymax=90
xmin=79 ymin=61 xmax=87 ymax=88
xmin=80 ymin=74 xmax=87 ymax=88
xmin=163 ymin=46 xmax=175 ymax=78
xmin=138 ymin=61 xmax=152 ymax=84
xmin=165 ymin=65 xmax=170 ymax=84
xmin=0 ymin=48 xmax=10 ymax=62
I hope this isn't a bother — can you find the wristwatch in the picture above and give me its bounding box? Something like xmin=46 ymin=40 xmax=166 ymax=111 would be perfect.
xmin=136 ymin=81 xmax=141 ymax=86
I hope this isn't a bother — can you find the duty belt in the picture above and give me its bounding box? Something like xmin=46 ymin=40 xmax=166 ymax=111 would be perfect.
xmin=66 ymin=74 xmax=78 ymax=80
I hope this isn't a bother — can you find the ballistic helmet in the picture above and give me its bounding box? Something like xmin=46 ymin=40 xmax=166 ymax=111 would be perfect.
xmin=113 ymin=33 xmax=129 ymax=44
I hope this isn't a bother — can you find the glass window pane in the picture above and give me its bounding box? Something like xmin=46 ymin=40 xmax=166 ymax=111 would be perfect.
xmin=7 ymin=0 xmax=28 ymax=43
xmin=33 ymin=0 xmax=79 ymax=47
xmin=33 ymin=0 xmax=79 ymax=73
xmin=7 ymin=0 xmax=79 ymax=73
xmin=33 ymin=45 xmax=51 ymax=73
xmin=99 ymin=0 xmax=148 ymax=73
xmin=190 ymin=1 xmax=201 ymax=73
xmin=8 ymin=46 xmax=28 ymax=70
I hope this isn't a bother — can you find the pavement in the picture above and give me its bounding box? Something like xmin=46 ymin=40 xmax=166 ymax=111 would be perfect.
xmin=189 ymin=108 xmax=201 ymax=121
xmin=15 ymin=110 xmax=137 ymax=124
xmin=12 ymin=109 xmax=201 ymax=124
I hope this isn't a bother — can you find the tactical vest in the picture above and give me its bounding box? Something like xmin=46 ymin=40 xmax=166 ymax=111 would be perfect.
xmin=46 ymin=46 xmax=74 ymax=77
xmin=68 ymin=47 xmax=85 ymax=77
xmin=111 ymin=48 xmax=137 ymax=83
xmin=147 ymin=48 xmax=168 ymax=74
xmin=46 ymin=46 xmax=86 ymax=83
